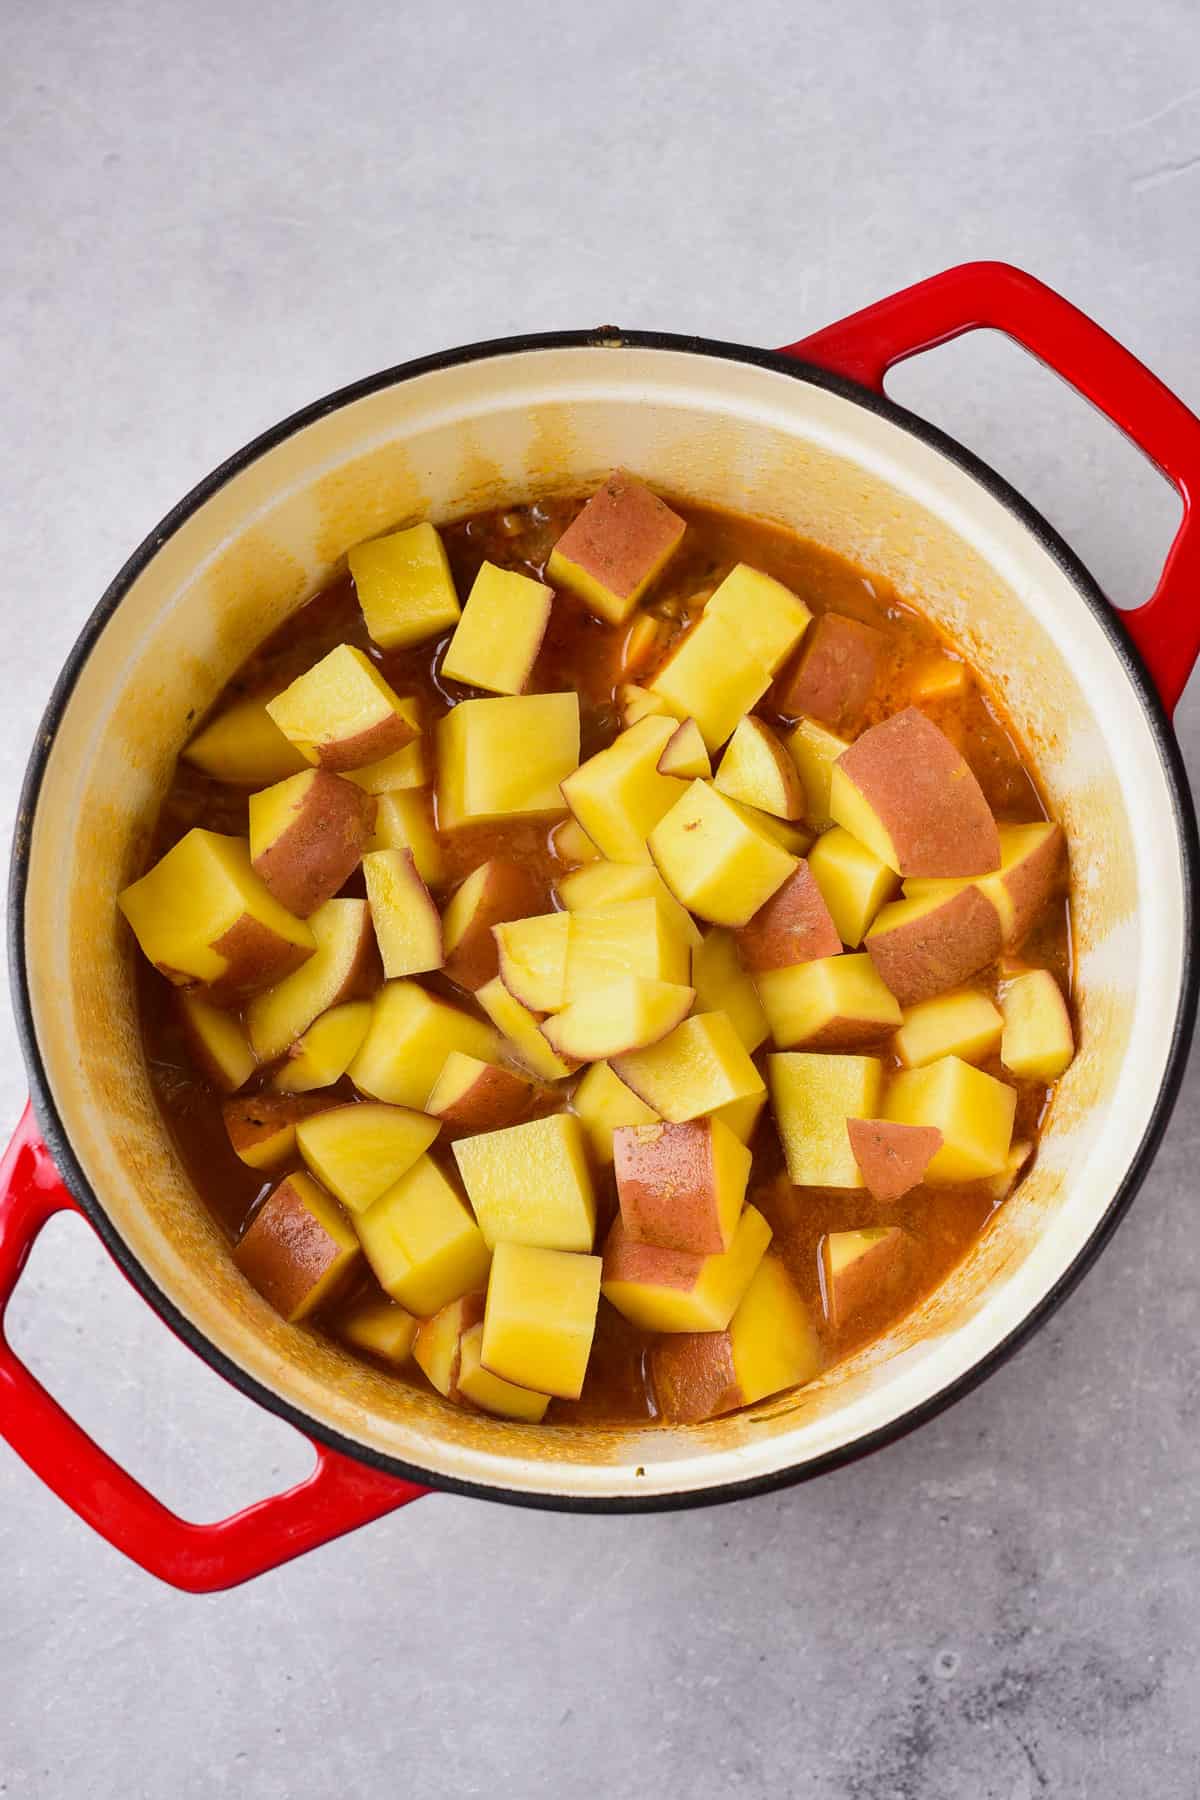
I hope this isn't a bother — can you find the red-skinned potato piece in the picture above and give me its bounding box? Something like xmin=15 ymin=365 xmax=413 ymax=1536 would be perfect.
xmin=233 ymin=1172 xmax=358 ymax=1322
xmin=776 ymin=612 xmax=886 ymax=728
xmin=178 ymin=993 xmax=256 ymax=1092
xmin=831 ymin=708 xmax=1001 ymax=877
xmin=614 ymin=1116 xmax=750 ymax=1255
xmin=413 ymin=1292 xmax=487 ymax=1401
xmin=425 ymin=1052 xmax=541 ymax=1135
xmin=735 ymin=861 xmax=843 ymax=973
xmin=222 ymin=1093 xmax=334 ymax=1170
xmin=650 ymin=1254 xmax=821 ymax=1422
xmin=866 ymin=884 xmax=1002 ymax=1006
xmin=547 ymin=471 xmax=686 ymax=624
xmin=821 ymin=1227 xmax=913 ymax=1330
xmin=249 ymin=769 xmax=376 ymax=917
xmin=846 ymin=1119 xmax=944 ymax=1202
xmin=441 ymin=859 xmax=544 ymax=992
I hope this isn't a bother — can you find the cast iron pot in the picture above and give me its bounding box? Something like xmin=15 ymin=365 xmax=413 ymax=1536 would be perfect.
xmin=3 ymin=263 xmax=1198 ymax=1592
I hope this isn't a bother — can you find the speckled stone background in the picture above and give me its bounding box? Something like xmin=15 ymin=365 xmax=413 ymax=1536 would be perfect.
xmin=3 ymin=3 xmax=1199 ymax=1794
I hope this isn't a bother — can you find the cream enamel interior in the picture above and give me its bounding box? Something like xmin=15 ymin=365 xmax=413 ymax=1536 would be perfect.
xmin=21 ymin=343 xmax=1189 ymax=1501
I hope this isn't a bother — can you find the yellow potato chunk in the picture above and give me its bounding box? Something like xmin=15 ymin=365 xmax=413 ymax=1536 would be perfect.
xmin=354 ymin=1154 xmax=492 ymax=1315
xmin=456 ymin=1323 xmax=550 ymax=1420
xmin=441 ymin=560 xmax=553 ymax=695
xmin=657 ymin=717 xmax=711 ymax=780
xmin=349 ymin=979 xmax=501 ymax=1107
xmin=482 ymin=1241 xmax=602 ymax=1399
xmin=614 ymin=1115 xmax=749 ymax=1254
xmin=564 ymin=897 xmax=691 ymax=999
xmin=246 ymin=896 xmax=375 ymax=1061
xmin=651 ymin=1253 xmax=821 ymax=1422
xmin=344 ymin=736 xmax=428 ymax=794
xmin=704 ymin=564 xmax=812 ymax=674
xmin=612 ymin=1010 xmax=765 ymax=1123
xmin=178 ymin=993 xmax=257 ymax=1093
xmin=223 ymin=1093 xmax=331 ymax=1170
xmin=552 ymin=816 xmax=600 ymax=864
xmin=999 ymin=970 xmax=1074 ymax=1080
xmin=494 ymin=910 xmax=571 ymax=1011
xmin=436 ymin=692 xmax=579 ymax=828
xmin=546 ymin=471 xmax=686 ymax=625
xmin=233 ymin=1172 xmax=359 ymax=1322
xmin=571 ymin=1060 xmax=660 ymax=1166
xmin=272 ymin=999 xmax=373 ymax=1093
xmin=367 ymin=789 xmax=444 ymax=886
xmin=348 ymin=521 xmax=461 ymax=650
xmin=618 ymin=683 xmax=673 ymax=728
xmin=884 ymin=1055 xmax=1016 ymax=1181
xmin=756 ymin=953 xmax=901 ymax=1050
xmin=785 ymin=717 xmax=851 ymax=832
xmin=807 ymin=825 xmax=899 ymax=947
xmin=713 ymin=716 xmax=805 ymax=820
xmin=364 ymin=848 xmax=443 ymax=979
xmin=183 ymin=692 xmax=308 ymax=786
xmin=426 ymin=1053 xmax=538 ymax=1135
xmin=542 ymin=977 xmax=695 ymax=1064
xmin=622 ymin=611 xmax=670 ymax=677
xmin=413 ymin=1293 xmax=484 ymax=1398
xmin=902 ymin=821 xmax=1065 ymax=948
xmin=249 ymin=768 xmax=376 ymax=919
xmin=296 ymin=1100 xmax=440 ymax=1213
xmin=910 ymin=656 xmax=968 ymax=700
xmin=560 ymin=715 xmax=686 ymax=864
xmin=556 ymin=858 xmax=701 ymax=949
xmin=822 ymin=1227 xmax=912 ymax=1329
xmin=768 ymin=1052 xmax=883 ymax=1187
xmin=601 ymin=1203 xmax=771 ymax=1333
xmin=711 ymin=1089 xmax=767 ymax=1144
xmin=453 ymin=1113 xmax=596 ymax=1252
xmin=475 ymin=976 xmax=578 ymax=1082
xmin=649 ymin=611 xmax=772 ymax=751
xmin=893 ymin=989 xmax=1004 ymax=1069
xmin=266 ymin=645 xmax=419 ymax=772
xmin=338 ymin=1295 xmax=418 ymax=1365
xmin=648 ymin=781 xmax=797 ymax=927
xmin=691 ymin=928 xmax=768 ymax=1053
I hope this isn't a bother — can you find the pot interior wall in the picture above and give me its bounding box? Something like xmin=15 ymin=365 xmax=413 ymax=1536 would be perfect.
xmin=21 ymin=342 xmax=1188 ymax=1500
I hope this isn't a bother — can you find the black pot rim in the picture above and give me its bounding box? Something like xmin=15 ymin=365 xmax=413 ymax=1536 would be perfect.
xmin=9 ymin=326 xmax=1198 ymax=1517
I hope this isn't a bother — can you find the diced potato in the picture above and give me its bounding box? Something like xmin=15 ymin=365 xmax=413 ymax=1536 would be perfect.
xmin=494 ymin=910 xmax=570 ymax=1011
xmin=757 ymin=953 xmax=901 ymax=1049
xmin=457 ymin=1323 xmax=550 ymax=1421
xmin=561 ymin=715 xmax=686 ymax=864
xmin=246 ymin=897 xmax=376 ymax=1061
xmin=865 ymin=885 xmax=1002 ymax=1007
xmin=807 ymin=825 xmax=899 ymax=947
xmin=622 ymin=611 xmax=670 ymax=677
xmin=426 ymin=1051 xmax=538 ymax=1134
xmin=775 ymin=612 xmax=886 ymax=728
xmin=999 ymin=970 xmax=1074 ymax=1080
xmin=768 ymin=1052 xmax=883 ymax=1187
xmin=884 ymin=1055 xmax=1016 ymax=1181
xmin=546 ymin=471 xmax=686 ymax=624
xmin=348 ymin=521 xmax=461 ymax=651
xmin=845 ymin=1119 xmax=943 ymax=1201
xmin=734 ymin=860 xmax=842 ymax=973
xmin=564 ymin=897 xmax=691 ymax=999
xmin=441 ymin=560 xmax=553 ymax=695
xmin=222 ymin=1093 xmax=332 ymax=1170
xmin=902 ymin=822 xmax=1065 ymax=948
xmin=344 ymin=736 xmax=428 ymax=795
xmin=711 ymin=1089 xmax=767 ymax=1144
xmin=543 ymin=977 xmax=696 ymax=1063
xmin=349 ymin=979 xmax=502 ymax=1107
xmin=910 ymin=655 xmax=968 ymax=701
xmin=703 ymin=563 xmax=812 ymax=674
xmin=338 ymin=1295 xmax=419 ymax=1364
xmin=692 ymin=928 xmax=768 ymax=1053
xmin=453 ymin=1113 xmax=596 ymax=1251
xmin=367 ymin=789 xmax=445 ymax=887
xmin=552 ymin=817 xmax=600 ymax=864
xmin=272 ymin=999 xmax=372 ymax=1093
xmin=714 ymin=716 xmax=805 ymax=820
xmin=657 ymin=717 xmax=711 ymax=780
xmin=119 ymin=829 xmax=315 ymax=1002
xmin=295 ymin=1100 xmax=440 ymax=1213
xmin=556 ymin=857 xmax=701 ymax=949
xmin=249 ymin=769 xmax=375 ymax=918
xmin=482 ymin=1241 xmax=603 ymax=1399
xmin=178 ymin=993 xmax=257 ymax=1092
xmin=413 ymin=1292 xmax=485 ymax=1398
xmin=619 ymin=683 xmax=673 ymax=728
xmin=475 ymin=976 xmax=579 ymax=1082
xmin=571 ymin=1060 xmax=660 ymax=1166
xmin=893 ymin=988 xmax=1004 ymax=1069
xmin=363 ymin=848 xmax=443 ymax=979
xmin=651 ymin=1254 xmax=821 ymax=1422
xmin=615 ymin=1115 xmax=749 ymax=1254
xmin=183 ymin=692 xmax=308 ymax=786
xmin=266 ymin=645 xmax=420 ymax=773
xmin=649 ymin=611 xmax=771 ymax=752
xmin=601 ymin=1204 xmax=771 ymax=1333
xmin=442 ymin=859 xmax=543 ymax=992
xmin=355 ymin=1155 xmax=492 ymax=1316
xmin=754 ymin=813 xmax=814 ymax=857
xmin=830 ymin=708 xmax=1000 ymax=877
xmin=234 ymin=1172 xmax=359 ymax=1321
xmin=983 ymin=1137 xmax=1033 ymax=1202
xmin=612 ymin=1010 xmax=765 ymax=1123
xmin=784 ymin=716 xmax=852 ymax=834
xmin=648 ymin=781 xmax=797 ymax=927
xmin=437 ymin=693 xmax=579 ymax=828
xmin=821 ymin=1227 xmax=911 ymax=1329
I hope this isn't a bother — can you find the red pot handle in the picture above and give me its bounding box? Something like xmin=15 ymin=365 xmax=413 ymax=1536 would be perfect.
xmin=0 ymin=1104 xmax=426 ymax=1593
xmin=779 ymin=260 xmax=1200 ymax=716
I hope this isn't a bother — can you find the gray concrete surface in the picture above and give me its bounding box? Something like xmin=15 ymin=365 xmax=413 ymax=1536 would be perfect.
xmin=3 ymin=1 xmax=1200 ymax=1793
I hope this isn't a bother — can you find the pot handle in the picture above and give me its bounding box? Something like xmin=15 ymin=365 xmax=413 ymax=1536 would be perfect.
xmin=0 ymin=1104 xmax=426 ymax=1593
xmin=779 ymin=260 xmax=1200 ymax=716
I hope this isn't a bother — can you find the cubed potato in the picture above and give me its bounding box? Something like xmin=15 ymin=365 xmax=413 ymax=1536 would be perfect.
xmin=657 ymin=717 xmax=711 ymax=780
xmin=266 ymin=645 xmax=420 ymax=773
xmin=552 ymin=817 xmax=600 ymax=864
xmin=714 ymin=715 xmax=806 ymax=820
xmin=246 ymin=896 xmax=377 ymax=1061
xmin=648 ymin=781 xmax=797 ymax=927
xmin=571 ymin=1060 xmax=660 ymax=1166
xmin=222 ymin=1093 xmax=332 ymax=1170
xmin=349 ymin=979 xmax=502 ymax=1107
xmin=734 ymin=860 xmax=842 ymax=973
xmin=775 ymin=611 xmax=886 ymax=728
xmin=426 ymin=1051 xmax=539 ymax=1134
xmin=457 ymin=1323 xmax=550 ymax=1420
xmin=601 ymin=1203 xmax=771 ymax=1333
xmin=249 ymin=768 xmax=375 ymax=918
xmin=884 ymin=1055 xmax=1016 ymax=1181
xmin=367 ymin=789 xmax=444 ymax=887
xmin=821 ymin=1227 xmax=912 ymax=1330
xmin=338 ymin=1295 xmax=419 ymax=1365
xmin=272 ymin=999 xmax=373 ymax=1093
xmin=614 ymin=1115 xmax=749 ymax=1254
xmin=910 ymin=655 xmax=968 ymax=701
xmin=649 ymin=611 xmax=772 ymax=751
xmin=413 ymin=1292 xmax=486 ymax=1398
xmin=893 ymin=988 xmax=1004 ymax=1069
xmin=543 ymin=977 xmax=696 ymax=1063
xmin=784 ymin=716 xmax=851 ymax=832
xmin=561 ymin=715 xmax=686 ymax=864
xmin=768 ymin=1051 xmax=883 ymax=1187
xmin=556 ymin=857 xmax=701 ymax=949
xmin=234 ymin=1172 xmax=359 ymax=1322
xmin=453 ymin=1112 xmax=596 ymax=1251
xmin=711 ymin=1089 xmax=767 ymax=1144
xmin=612 ymin=1010 xmax=765 ymax=1123
xmin=178 ymin=993 xmax=257 ymax=1092
xmin=757 ymin=953 xmax=902 ymax=1050
xmin=295 ymin=1099 xmax=440 ymax=1213
xmin=903 ymin=821 xmax=1064 ymax=948
xmin=619 ymin=683 xmax=673 ymax=728
xmin=441 ymin=560 xmax=553 ymax=695
xmin=182 ymin=692 xmax=308 ymax=786
xmin=475 ymin=976 xmax=579 ymax=1082
xmin=999 ymin=969 xmax=1074 ymax=1080
xmin=119 ymin=829 xmax=316 ymax=1002
xmin=622 ymin=611 xmax=670 ymax=677
xmin=344 ymin=736 xmax=428 ymax=795
xmin=546 ymin=471 xmax=686 ymax=624
xmin=481 ymin=1241 xmax=603 ymax=1399
xmin=691 ymin=928 xmax=768 ymax=1053
xmin=755 ymin=813 xmax=815 ymax=857
xmin=830 ymin=708 xmax=1000 ymax=877
xmin=442 ymin=859 xmax=543 ymax=992
xmin=494 ymin=910 xmax=570 ymax=1011
xmin=363 ymin=848 xmax=443 ymax=979
xmin=348 ymin=521 xmax=461 ymax=650
xmin=354 ymin=1154 xmax=492 ymax=1315
xmin=807 ymin=825 xmax=899 ymax=947
xmin=437 ymin=692 xmax=579 ymax=828
xmin=845 ymin=1119 xmax=943 ymax=1201
xmin=983 ymin=1137 xmax=1033 ymax=1202
xmin=703 ymin=563 xmax=812 ymax=674
xmin=650 ymin=1254 xmax=821 ymax=1422
xmin=865 ymin=884 xmax=1003 ymax=1007
xmin=564 ymin=897 xmax=691 ymax=999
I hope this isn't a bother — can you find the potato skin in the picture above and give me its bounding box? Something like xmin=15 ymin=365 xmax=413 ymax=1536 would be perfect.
xmin=867 ymin=885 xmax=1002 ymax=1006
xmin=776 ymin=612 xmax=886 ymax=729
xmin=838 ymin=708 xmax=1001 ymax=877
xmin=736 ymin=861 xmax=842 ymax=973
xmin=253 ymin=771 xmax=376 ymax=917
xmin=651 ymin=1331 xmax=742 ymax=1423
xmin=846 ymin=1119 xmax=943 ymax=1201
